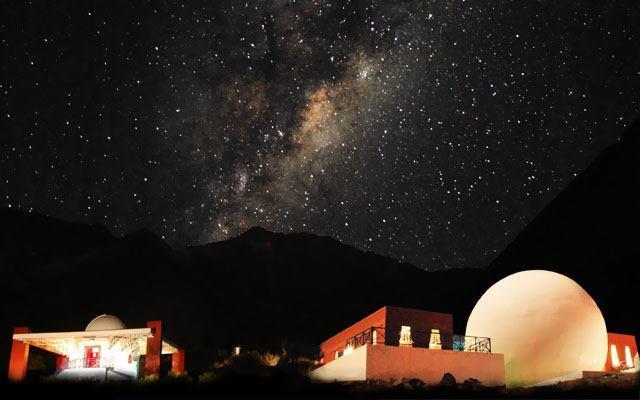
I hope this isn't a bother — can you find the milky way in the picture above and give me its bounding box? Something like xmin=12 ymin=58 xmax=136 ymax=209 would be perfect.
xmin=2 ymin=1 xmax=640 ymax=269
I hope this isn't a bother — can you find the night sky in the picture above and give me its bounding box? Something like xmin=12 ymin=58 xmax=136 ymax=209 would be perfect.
xmin=1 ymin=1 xmax=639 ymax=269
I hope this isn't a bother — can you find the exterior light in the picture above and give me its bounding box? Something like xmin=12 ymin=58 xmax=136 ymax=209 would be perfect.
xmin=624 ymin=346 xmax=633 ymax=369
xmin=611 ymin=344 xmax=620 ymax=368
xmin=429 ymin=329 xmax=442 ymax=350
xmin=343 ymin=343 xmax=354 ymax=355
xmin=399 ymin=326 xmax=413 ymax=347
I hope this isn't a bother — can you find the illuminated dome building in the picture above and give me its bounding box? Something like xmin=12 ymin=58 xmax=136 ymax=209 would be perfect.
xmin=85 ymin=314 xmax=127 ymax=331
xmin=466 ymin=270 xmax=638 ymax=388
xmin=8 ymin=315 xmax=185 ymax=382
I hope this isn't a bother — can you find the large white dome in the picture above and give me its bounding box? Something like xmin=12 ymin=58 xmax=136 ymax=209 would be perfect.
xmin=466 ymin=270 xmax=608 ymax=388
xmin=85 ymin=314 xmax=126 ymax=331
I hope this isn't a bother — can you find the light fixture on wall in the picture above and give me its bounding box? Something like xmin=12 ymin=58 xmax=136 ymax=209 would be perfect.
xmin=611 ymin=344 xmax=620 ymax=368
xmin=429 ymin=329 xmax=442 ymax=350
xmin=399 ymin=326 xmax=413 ymax=347
xmin=624 ymin=346 xmax=634 ymax=369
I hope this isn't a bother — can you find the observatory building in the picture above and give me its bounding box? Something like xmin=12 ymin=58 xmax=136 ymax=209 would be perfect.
xmin=466 ymin=270 xmax=639 ymax=388
xmin=310 ymin=271 xmax=637 ymax=389
xmin=309 ymin=306 xmax=506 ymax=386
xmin=8 ymin=314 xmax=185 ymax=382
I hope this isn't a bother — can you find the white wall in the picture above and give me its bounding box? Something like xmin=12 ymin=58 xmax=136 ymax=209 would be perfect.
xmin=58 ymin=338 xmax=139 ymax=379
xmin=309 ymin=345 xmax=367 ymax=382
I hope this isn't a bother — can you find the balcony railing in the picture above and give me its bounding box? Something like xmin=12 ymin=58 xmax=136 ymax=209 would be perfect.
xmin=344 ymin=327 xmax=491 ymax=354
xmin=62 ymin=357 xmax=115 ymax=370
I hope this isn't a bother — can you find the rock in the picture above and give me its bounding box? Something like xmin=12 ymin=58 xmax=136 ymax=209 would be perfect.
xmin=462 ymin=377 xmax=483 ymax=390
xmin=439 ymin=372 xmax=457 ymax=387
xmin=408 ymin=378 xmax=425 ymax=389
xmin=390 ymin=377 xmax=404 ymax=386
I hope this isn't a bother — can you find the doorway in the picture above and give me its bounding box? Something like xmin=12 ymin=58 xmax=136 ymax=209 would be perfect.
xmin=84 ymin=346 xmax=100 ymax=368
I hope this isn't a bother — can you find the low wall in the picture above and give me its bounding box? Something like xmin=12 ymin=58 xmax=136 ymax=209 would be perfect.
xmin=309 ymin=345 xmax=367 ymax=382
xmin=366 ymin=344 xmax=505 ymax=386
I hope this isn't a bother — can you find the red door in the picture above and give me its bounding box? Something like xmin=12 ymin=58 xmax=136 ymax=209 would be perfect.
xmin=84 ymin=346 xmax=100 ymax=368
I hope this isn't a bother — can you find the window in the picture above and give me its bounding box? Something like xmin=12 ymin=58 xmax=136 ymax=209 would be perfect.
xmin=399 ymin=325 xmax=413 ymax=347
xmin=429 ymin=329 xmax=442 ymax=350
xmin=611 ymin=344 xmax=620 ymax=368
xmin=624 ymin=346 xmax=634 ymax=368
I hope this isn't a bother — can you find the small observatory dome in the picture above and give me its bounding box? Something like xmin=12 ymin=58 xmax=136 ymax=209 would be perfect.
xmin=466 ymin=270 xmax=608 ymax=388
xmin=85 ymin=314 xmax=126 ymax=331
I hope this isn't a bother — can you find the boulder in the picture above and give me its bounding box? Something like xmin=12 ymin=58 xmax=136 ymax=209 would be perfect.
xmin=462 ymin=377 xmax=483 ymax=391
xmin=439 ymin=372 xmax=457 ymax=387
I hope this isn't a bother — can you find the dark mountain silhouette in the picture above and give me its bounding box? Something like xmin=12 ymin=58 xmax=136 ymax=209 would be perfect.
xmin=488 ymin=120 xmax=640 ymax=340
xmin=1 ymin=120 xmax=639 ymax=375
xmin=0 ymin=210 xmax=488 ymax=375
xmin=0 ymin=207 xmax=114 ymax=270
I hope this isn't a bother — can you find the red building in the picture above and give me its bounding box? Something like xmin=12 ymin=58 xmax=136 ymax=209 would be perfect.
xmin=603 ymin=333 xmax=638 ymax=373
xmin=311 ymin=306 xmax=505 ymax=386
xmin=8 ymin=314 xmax=185 ymax=382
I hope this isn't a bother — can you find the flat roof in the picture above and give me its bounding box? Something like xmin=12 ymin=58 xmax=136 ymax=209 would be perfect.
xmin=13 ymin=328 xmax=179 ymax=355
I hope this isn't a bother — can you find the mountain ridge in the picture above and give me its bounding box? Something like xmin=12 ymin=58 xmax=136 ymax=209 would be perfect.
xmin=488 ymin=120 xmax=640 ymax=338
xmin=2 ymin=120 xmax=639 ymax=374
xmin=0 ymin=207 xmax=489 ymax=374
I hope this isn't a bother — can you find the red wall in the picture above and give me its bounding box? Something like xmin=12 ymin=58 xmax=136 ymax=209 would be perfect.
xmin=8 ymin=327 xmax=30 ymax=382
xmin=171 ymin=350 xmax=185 ymax=375
xmin=366 ymin=345 xmax=505 ymax=386
xmin=319 ymin=307 xmax=386 ymax=363
xmin=385 ymin=306 xmax=453 ymax=348
xmin=605 ymin=332 xmax=638 ymax=371
xmin=318 ymin=306 xmax=454 ymax=363
xmin=144 ymin=320 xmax=162 ymax=379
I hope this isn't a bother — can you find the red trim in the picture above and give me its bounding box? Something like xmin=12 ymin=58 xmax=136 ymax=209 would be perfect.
xmin=56 ymin=355 xmax=68 ymax=372
xmin=8 ymin=327 xmax=30 ymax=382
xmin=144 ymin=320 xmax=162 ymax=378
xmin=171 ymin=350 xmax=185 ymax=375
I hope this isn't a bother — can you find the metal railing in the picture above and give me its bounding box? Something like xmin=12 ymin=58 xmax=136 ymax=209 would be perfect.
xmin=447 ymin=334 xmax=492 ymax=353
xmin=344 ymin=327 xmax=491 ymax=353
xmin=63 ymin=357 xmax=115 ymax=370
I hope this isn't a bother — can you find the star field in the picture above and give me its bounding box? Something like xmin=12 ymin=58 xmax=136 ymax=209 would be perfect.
xmin=1 ymin=1 xmax=640 ymax=269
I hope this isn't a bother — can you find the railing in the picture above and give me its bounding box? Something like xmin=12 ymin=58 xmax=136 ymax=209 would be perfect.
xmin=447 ymin=334 xmax=492 ymax=353
xmin=347 ymin=326 xmax=386 ymax=348
xmin=63 ymin=357 xmax=115 ymax=370
xmin=344 ymin=327 xmax=491 ymax=353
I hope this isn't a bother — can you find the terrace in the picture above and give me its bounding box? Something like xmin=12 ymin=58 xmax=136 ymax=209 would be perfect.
xmin=337 ymin=326 xmax=491 ymax=358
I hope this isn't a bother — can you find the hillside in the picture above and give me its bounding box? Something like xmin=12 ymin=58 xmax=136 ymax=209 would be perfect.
xmin=488 ymin=120 xmax=640 ymax=339
xmin=0 ymin=210 xmax=488 ymax=374
xmin=0 ymin=207 xmax=114 ymax=271
xmin=3 ymin=118 xmax=639 ymax=376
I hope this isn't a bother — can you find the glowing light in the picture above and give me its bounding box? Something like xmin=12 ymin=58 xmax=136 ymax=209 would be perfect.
xmin=624 ymin=346 xmax=633 ymax=368
xmin=343 ymin=343 xmax=354 ymax=356
xmin=399 ymin=325 xmax=413 ymax=347
xmin=611 ymin=344 xmax=620 ymax=368
xmin=466 ymin=270 xmax=608 ymax=388
xmin=429 ymin=329 xmax=442 ymax=350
